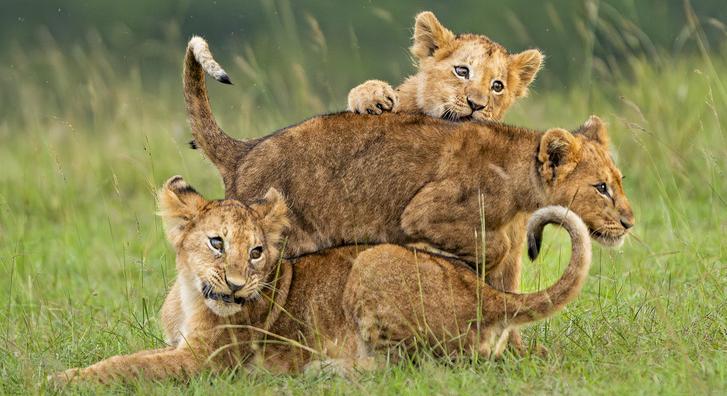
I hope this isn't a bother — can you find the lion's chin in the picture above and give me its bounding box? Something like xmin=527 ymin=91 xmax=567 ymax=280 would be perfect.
xmin=591 ymin=230 xmax=626 ymax=248
xmin=205 ymin=299 xmax=243 ymax=317
xmin=198 ymin=281 xmax=255 ymax=317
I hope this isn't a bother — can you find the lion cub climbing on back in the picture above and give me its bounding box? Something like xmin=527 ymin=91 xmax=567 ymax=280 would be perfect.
xmin=51 ymin=177 xmax=591 ymax=384
xmin=347 ymin=11 xmax=543 ymax=121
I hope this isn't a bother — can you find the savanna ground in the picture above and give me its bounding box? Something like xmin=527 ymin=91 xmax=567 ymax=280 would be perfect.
xmin=1 ymin=4 xmax=726 ymax=395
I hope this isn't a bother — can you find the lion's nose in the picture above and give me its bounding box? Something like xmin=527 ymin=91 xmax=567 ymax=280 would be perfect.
xmin=226 ymin=278 xmax=244 ymax=292
xmin=467 ymin=98 xmax=485 ymax=111
xmin=620 ymin=216 xmax=634 ymax=230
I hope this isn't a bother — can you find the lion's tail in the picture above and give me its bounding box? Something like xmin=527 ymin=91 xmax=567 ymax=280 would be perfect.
xmin=492 ymin=206 xmax=592 ymax=326
xmin=184 ymin=36 xmax=248 ymax=175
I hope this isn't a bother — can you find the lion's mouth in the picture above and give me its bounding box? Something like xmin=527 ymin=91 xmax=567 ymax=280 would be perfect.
xmin=201 ymin=283 xmax=247 ymax=305
xmin=440 ymin=109 xmax=491 ymax=122
xmin=590 ymin=228 xmax=626 ymax=247
xmin=441 ymin=111 xmax=473 ymax=122
xmin=440 ymin=108 xmax=474 ymax=122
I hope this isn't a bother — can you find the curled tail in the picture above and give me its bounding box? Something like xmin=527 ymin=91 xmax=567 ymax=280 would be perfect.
xmin=184 ymin=36 xmax=247 ymax=176
xmin=494 ymin=206 xmax=592 ymax=326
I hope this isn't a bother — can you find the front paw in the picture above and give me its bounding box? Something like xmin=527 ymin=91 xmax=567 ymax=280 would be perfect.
xmin=347 ymin=80 xmax=399 ymax=115
xmin=48 ymin=368 xmax=82 ymax=387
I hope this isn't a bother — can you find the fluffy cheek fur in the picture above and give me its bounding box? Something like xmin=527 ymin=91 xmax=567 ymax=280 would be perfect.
xmin=184 ymin=250 xmax=226 ymax=292
xmin=417 ymin=67 xmax=462 ymax=119
xmin=487 ymin=93 xmax=514 ymax=121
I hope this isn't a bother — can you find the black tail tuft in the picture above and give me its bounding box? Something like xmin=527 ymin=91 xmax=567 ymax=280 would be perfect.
xmin=527 ymin=228 xmax=543 ymax=261
xmin=217 ymin=74 xmax=232 ymax=85
xmin=189 ymin=139 xmax=198 ymax=149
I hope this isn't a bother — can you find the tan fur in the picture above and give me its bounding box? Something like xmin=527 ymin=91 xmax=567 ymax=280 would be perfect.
xmin=184 ymin=36 xmax=247 ymax=180
xmin=347 ymin=12 xmax=543 ymax=121
xmin=49 ymin=179 xmax=591 ymax=384
xmin=184 ymin=37 xmax=633 ymax=354
xmin=346 ymin=12 xmax=544 ymax=354
xmin=185 ymin=108 xmax=633 ymax=262
xmin=346 ymin=12 xmax=545 ymax=353
xmin=346 ymin=12 xmax=543 ymax=353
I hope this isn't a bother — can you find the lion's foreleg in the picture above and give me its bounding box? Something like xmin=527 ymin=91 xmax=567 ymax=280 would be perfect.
xmin=50 ymin=345 xmax=208 ymax=385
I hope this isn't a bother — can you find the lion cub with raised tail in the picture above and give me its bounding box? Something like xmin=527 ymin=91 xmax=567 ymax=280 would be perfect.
xmin=51 ymin=177 xmax=591 ymax=384
xmin=183 ymin=36 xmax=633 ymax=355
xmin=347 ymin=11 xmax=543 ymax=122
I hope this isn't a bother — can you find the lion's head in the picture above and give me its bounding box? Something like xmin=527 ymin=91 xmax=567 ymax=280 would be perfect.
xmin=158 ymin=176 xmax=289 ymax=316
xmin=409 ymin=11 xmax=543 ymax=122
xmin=538 ymin=116 xmax=635 ymax=247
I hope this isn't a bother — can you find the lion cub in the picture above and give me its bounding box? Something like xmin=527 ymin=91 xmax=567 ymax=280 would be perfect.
xmin=51 ymin=177 xmax=591 ymax=384
xmin=347 ymin=11 xmax=543 ymax=122
xmin=184 ymin=36 xmax=633 ymax=354
xmin=51 ymin=176 xmax=290 ymax=384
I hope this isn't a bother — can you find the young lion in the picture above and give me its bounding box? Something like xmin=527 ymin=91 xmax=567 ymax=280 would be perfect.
xmin=51 ymin=177 xmax=591 ymax=384
xmin=184 ymin=36 xmax=633 ymax=259
xmin=347 ymin=11 xmax=543 ymax=122
xmin=184 ymin=37 xmax=633 ymax=352
xmin=348 ymin=12 xmax=544 ymax=352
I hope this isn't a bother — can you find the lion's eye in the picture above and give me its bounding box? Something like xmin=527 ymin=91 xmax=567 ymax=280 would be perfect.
xmin=491 ymin=80 xmax=505 ymax=93
xmin=249 ymin=246 xmax=264 ymax=260
xmin=208 ymin=237 xmax=224 ymax=254
xmin=454 ymin=66 xmax=470 ymax=79
xmin=594 ymin=183 xmax=610 ymax=196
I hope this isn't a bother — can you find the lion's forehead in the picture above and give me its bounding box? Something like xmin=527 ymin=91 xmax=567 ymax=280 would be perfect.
xmin=582 ymin=143 xmax=624 ymax=184
xmin=451 ymin=41 xmax=508 ymax=75
xmin=191 ymin=208 xmax=260 ymax=243
xmin=452 ymin=42 xmax=508 ymax=68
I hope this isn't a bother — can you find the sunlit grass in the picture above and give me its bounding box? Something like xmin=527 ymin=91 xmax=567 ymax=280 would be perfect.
xmin=0 ymin=21 xmax=725 ymax=395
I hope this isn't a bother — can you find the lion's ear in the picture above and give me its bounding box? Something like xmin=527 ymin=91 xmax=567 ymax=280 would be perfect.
xmin=537 ymin=129 xmax=582 ymax=185
xmin=250 ymin=188 xmax=290 ymax=248
xmin=508 ymin=49 xmax=544 ymax=98
xmin=575 ymin=115 xmax=609 ymax=147
xmin=158 ymin=176 xmax=207 ymax=245
xmin=410 ymin=11 xmax=455 ymax=59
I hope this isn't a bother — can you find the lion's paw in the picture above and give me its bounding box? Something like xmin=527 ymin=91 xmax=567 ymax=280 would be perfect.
xmin=347 ymin=80 xmax=399 ymax=115
xmin=47 ymin=368 xmax=81 ymax=387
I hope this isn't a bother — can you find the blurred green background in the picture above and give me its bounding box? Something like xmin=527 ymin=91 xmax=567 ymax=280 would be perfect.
xmin=2 ymin=0 xmax=727 ymax=121
xmin=0 ymin=1 xmax=725 ymax=394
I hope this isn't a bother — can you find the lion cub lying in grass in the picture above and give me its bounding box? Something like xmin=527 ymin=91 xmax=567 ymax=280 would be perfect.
xmin=347 ymin=11 xmax=543 ymax=122
xmin=51 ymin=177 xmax=591 ymax=384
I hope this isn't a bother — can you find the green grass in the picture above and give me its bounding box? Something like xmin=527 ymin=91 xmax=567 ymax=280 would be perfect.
xmin=1 ymin=30 xmax=726 ymax=395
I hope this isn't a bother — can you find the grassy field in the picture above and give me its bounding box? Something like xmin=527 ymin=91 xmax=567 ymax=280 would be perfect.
xmin=1 ymin=29 xmax=726 ymax=394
